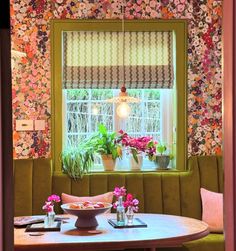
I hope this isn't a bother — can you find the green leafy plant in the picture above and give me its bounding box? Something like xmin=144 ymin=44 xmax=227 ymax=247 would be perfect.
xmin=156 ymin=143 xmax=167 ymax=155
xmin=90 ymin=124 xmax=122 ymax=160
xmin=156 ymin=143 xmax=174 ymax=159
xmin=61 ymin=144 xmax=94 ymax=180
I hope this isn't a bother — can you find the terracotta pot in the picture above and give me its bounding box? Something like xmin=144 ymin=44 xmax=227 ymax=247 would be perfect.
xmin=101 ymin=154 xmax=116 ymax=171
xmin=129 ymin=155 xmax=143 ymax=171
xmin=154 ymin=155 xmax=170 ymax=170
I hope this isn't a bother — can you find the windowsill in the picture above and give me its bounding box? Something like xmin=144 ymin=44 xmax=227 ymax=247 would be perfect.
xmin=89 ymin=167 xmax=180 ymax=173
xmin=90 ymin=158 xmax=179 ymax=173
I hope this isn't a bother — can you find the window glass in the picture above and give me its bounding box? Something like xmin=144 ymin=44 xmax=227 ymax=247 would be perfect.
xmin=63 ymin=89 xmax=173 ymax=170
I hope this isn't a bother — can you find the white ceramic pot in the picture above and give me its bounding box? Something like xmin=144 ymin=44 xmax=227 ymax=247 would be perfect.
xmin=101 ymin=154 xmax=116 ymax=171
xmin=129 ymin=155 xmax=143 ymax=171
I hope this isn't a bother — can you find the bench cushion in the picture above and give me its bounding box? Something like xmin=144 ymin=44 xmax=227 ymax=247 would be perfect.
xmin=157 ymin=234 xmax=224 ymax=251
xmin=183 ymin=233 xmax=225 ymax=251
xmin=13 ymin=156 xmax=224 ymax=251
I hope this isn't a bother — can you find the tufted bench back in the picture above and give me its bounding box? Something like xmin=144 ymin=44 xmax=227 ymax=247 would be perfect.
xmin=14 ymin=156 xmax=223 ymax=219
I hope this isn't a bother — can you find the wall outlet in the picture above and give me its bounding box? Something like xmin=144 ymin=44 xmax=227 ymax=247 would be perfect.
xmin=34 ymin=120 xmax=46 ymax=130
xmin=16 ymin=120 xmax=33 ymax=131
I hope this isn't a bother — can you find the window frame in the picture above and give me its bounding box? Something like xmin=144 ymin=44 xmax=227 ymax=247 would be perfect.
xmin=51 ymin=19 xmax=188 ymax=173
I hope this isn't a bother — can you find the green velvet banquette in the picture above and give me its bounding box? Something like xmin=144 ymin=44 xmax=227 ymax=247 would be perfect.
xmin=14 ymin=155 xmax=224 ymax=251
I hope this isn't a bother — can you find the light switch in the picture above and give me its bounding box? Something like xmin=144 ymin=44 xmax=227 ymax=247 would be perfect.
xmin=34 ymin=120 xmax=46 ymax=130
xmin=16 ymin=120 xmax=33 ymax=131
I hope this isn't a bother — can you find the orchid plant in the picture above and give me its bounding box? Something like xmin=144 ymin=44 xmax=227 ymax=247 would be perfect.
xmin=117 ymin=130 xmax=157 ymax=163
xmin=42 ymin=194 xmax=61 ymax=213
xmin=113 ymin=186 xmax=139 ymax=212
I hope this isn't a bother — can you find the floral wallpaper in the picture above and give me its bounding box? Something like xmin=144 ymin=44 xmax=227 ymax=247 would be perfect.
xmin=11 ymin=0 xmax=222 ymax=159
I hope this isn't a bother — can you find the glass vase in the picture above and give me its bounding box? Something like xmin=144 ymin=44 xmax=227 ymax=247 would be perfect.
xmin=126 ymin=206 xmax=134 ymax=225
xmin=116 ymin=196 xmax=125 ymax=226
xmin=44 ymin=206 xmax=55 ymax=228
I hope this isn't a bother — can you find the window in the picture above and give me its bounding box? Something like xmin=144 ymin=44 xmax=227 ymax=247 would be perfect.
xmin=62 ymin=88 xmax=173 ymax=170
xmin=63 ymin=89 xmax=173 ymax=148
xmin=51 ymin=20 xmax=187 ymax=172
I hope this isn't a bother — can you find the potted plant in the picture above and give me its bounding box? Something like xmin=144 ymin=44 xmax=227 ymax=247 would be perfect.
xmin=117 ymin=131 xmax=154 ymax=170
xmin=153 ymin=143 xmax=173 ymax=170
xmin=91 ymin=124 xmax=122 ymax=171
xmin=61 ymin=144 xmax=94 ymax=179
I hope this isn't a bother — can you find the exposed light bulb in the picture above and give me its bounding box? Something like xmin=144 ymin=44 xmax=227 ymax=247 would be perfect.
xmin=116 ymin=102 xmax=131 ymax=118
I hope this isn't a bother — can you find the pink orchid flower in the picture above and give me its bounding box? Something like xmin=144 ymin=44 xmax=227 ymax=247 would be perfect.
xmin=113 ymin=186 xmax=127 ymax=198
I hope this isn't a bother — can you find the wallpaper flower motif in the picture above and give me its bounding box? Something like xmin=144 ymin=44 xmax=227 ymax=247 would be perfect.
xmin=10 ymin=0 xmax=222 ymax=158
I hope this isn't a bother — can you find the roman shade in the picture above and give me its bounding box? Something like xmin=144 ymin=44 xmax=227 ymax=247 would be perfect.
xmin=63 ymin=31 xmax=174 ymax=89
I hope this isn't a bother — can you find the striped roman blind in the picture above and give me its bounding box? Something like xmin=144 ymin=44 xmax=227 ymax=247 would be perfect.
xmin=62 ymin=31 xmax=174 ymax=89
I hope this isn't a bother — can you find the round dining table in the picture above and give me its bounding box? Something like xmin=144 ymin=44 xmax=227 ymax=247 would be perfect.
xmin=14 ymin=213 xmax=209 ymax=251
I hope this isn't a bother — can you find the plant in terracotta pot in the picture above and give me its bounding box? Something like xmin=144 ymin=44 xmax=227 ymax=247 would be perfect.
xmin=91 ymin=124 xmax=122 ymax=171
xmin=153 ymin=143 xmax=173 ymax=170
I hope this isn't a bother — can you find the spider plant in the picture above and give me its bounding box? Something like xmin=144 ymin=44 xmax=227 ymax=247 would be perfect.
xmin=61 ymin=144 xmax=94 ymax=180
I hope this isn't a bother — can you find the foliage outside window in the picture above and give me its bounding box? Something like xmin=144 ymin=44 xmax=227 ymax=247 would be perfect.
xmin=62 ymin=88 xmax=173 ymax=170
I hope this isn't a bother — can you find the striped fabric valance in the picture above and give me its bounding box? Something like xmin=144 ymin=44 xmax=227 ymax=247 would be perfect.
xmin=62 ymin=31 xmax=174 ymax=89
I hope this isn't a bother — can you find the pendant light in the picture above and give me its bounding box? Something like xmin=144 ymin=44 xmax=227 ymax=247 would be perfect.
xmin=107 ymin=0 xmax=140 ymax=118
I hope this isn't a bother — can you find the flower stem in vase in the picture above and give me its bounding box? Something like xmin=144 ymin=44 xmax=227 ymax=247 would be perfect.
xmin=48 ymin=210 xmax=55 ymax=227
xmin=126 ymin=206 xmax=134 ymax=225
xmin=116 ymin=196 xmax=125 ymax=226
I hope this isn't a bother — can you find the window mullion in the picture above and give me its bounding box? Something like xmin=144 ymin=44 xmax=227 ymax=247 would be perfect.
xmin=88 ymin=89 xmax=92 ymax=134
xmin=160 ymin=89 xmax=173 ymax=147
xmin=62 ymin=90 xmax=67 ymax=149
xmin=113 ymin=90 xmax=117 ymax=132
xmin=141 ymin=90 xmax=145 ymax=136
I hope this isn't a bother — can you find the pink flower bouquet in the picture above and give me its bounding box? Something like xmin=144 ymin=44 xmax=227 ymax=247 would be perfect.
xmin=42 ymin=194 xmax=61 ymax=213
xmin=117 ymin=130 xmax=157 ymax=163
xmin=113 ymin=186 xmax=139 ymax=212
xmin=124 ymin=193 xmax=139 ymax=212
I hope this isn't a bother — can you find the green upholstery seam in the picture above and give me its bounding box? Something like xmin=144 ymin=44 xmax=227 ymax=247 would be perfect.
xmin=178 ymin=173 xmax=182 ymax=216
xmin=196 ymin=156 xmax=201 ymax=189
xmin=88 ymin=174 xmax=91 ymax=196
xmin=70 ymin=173 xmax=72 ymax=195
xmin=161 ymin=173 xmax=164 ymax=214
xmin=31 ymin=161 xmax=34 ymax=215
xmin=106 ymin=174 xmax=109 ymax=195
xmin=142 ymin=173 xmax=145 ymax=213
xmin=124 ymin=175 xmax=127 ymax=192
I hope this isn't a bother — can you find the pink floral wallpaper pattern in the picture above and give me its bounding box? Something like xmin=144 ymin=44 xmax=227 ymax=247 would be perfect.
xmin=11 ymin=0 xmax=222 ymax=159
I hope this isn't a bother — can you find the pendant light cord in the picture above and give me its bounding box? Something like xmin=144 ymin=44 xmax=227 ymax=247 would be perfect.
xmin=121 ymin=0 xmax=125 ymax=90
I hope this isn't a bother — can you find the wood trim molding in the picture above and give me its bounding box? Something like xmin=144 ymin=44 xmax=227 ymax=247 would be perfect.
xmin=223 ymin=0 xmax=236 ymax=250
xmin=0 ymin=1 xmax=14 ymax=250
xmin=51 ymin=19 xmax=188 ymax=173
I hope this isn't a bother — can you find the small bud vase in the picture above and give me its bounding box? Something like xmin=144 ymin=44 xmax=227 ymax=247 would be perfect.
xmin=116 ymin=196 xmax=125 ymax=226
xmin=44 ymin=206 xmax=55 ymax=228
xmin=126 ymin=206 xmax=134 ymax=225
